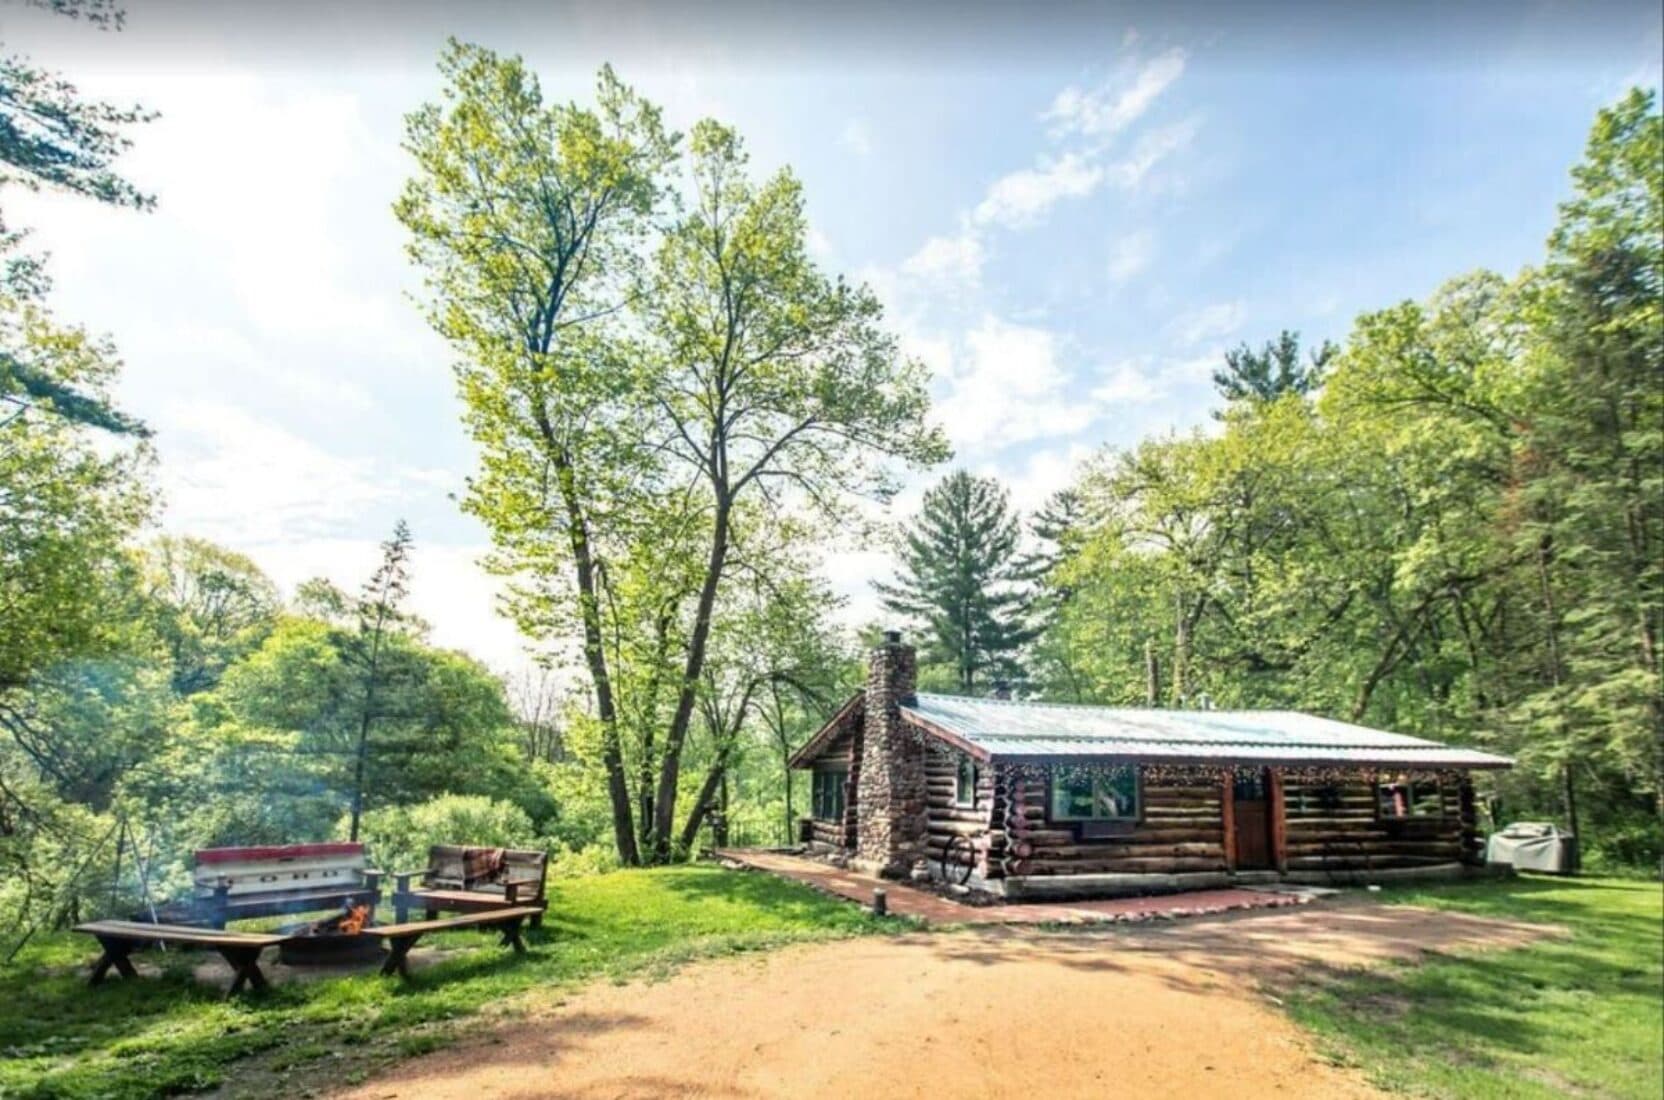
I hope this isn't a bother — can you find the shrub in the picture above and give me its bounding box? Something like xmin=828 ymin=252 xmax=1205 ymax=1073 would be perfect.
xmin=343 ymin=794 xmax=538 ymax=873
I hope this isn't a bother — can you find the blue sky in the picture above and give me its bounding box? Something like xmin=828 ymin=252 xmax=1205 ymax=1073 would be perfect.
xmin=8 ymin=1 xmax=1661 ymax=674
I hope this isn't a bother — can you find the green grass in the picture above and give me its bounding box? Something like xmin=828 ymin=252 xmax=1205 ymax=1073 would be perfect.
xmin=1284 ymin=875 xmax=1663 ymax=1098
xmin=0 ymin=865 xmax=892 ymax=1099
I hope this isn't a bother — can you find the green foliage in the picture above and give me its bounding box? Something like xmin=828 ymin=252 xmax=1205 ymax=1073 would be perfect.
xmin=400 ymin=46 xmax=943 ymax=863
xmin=0 ymin=865 xmax=887 ymax=1099
xmin=1285 ymin=876 xmax=1663 ymax=1098
xmin=0 ymin=0 xmax=154 ymax=211
xmin=877 ymin=470 xmax=1036 ymax=693
xmin=347 ymin=794 xmax=538 ymax=875
xmin=138 ymin=536 xmax=278 ymax=696
xmin=1211 ymin=328 xmax=1334 ymax=410
xmin=1039 ymin=89 xmax=1663 ymax=861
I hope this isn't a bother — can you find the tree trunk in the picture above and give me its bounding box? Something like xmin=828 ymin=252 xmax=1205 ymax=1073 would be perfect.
xmin=554 ymin=453 xmax=640 ymax=866
xmin=652 ymin=497 xmax=731 ymax=861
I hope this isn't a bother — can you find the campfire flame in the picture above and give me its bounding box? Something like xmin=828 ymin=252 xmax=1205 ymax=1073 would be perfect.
xmin=338 ymin=904 xmax=369 ymax=935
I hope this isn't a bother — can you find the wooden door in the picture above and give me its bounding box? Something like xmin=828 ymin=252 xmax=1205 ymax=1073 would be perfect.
xmin=1232 ymin=770 xmax=1273 ymax=869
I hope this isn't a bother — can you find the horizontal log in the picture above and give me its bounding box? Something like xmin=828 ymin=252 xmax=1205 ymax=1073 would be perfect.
xmin=927 ymin=821 xmax=990 ymax=837
xmin=1286 ymin=854 xmax=1457 ymax=871
xmin=1288 ymin=843 xmax=1461 ymax=858
xmin=1023 ymin=842 xmax=1223 ymax=860
xmin=1021 ymin=856 xmax=1227 ymax=875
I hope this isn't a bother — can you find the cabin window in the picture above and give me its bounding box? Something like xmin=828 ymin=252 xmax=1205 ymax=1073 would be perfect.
xmin=1376 ymin=777 xmax=1443 ymax=819
xmin=954 ymin=757 xmax=980 ymax=807
xmin=812 ymin=769 xmax=848 ymax=821
xmin=1050 ymin=765 xmax=1139 ymax=822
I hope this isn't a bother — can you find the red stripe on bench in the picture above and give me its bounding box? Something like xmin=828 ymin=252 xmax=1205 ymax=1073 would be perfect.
xmin=195 ymin=842 xmax=365 ymax=864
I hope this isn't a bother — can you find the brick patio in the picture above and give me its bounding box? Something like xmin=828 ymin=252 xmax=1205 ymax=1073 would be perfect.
xmin=715 ymin=849 xmax=1318 ymax=925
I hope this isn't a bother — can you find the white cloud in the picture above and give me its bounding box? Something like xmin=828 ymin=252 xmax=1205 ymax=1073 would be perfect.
xmin=991 ymin=443 xmax=1096 ymax=513
xmin=155 ymin=400 xmax=449 ymax=546
xmin=1170 ymin=301 xmax=1246 ymax=346
xmin=973 ymin=152 xmax=1103 ymax=228
xmin=933 ymin=315 xmax=1097 ymax=450
xmin=900 ymin=227 xmax=985 ymax=284
xmin=806 ymin=223 xmax=834 ymax=257
xmin=838 ymin=118 xmax=874 ymax=157
xmin=1107 ymin=229 xmax=1156 ymax=283
xmin=1101 ymin=116 xmax=1201 ymax=191
xmin=1092 ymin=361 xmax=1163 ymax=404
xmin=1044 ymin=49 xmax=1187 ymax=141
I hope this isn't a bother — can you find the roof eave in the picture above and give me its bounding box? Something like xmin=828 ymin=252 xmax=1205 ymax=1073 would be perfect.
xmin=787 ymin=692 xmax=864 ymax=769
xmin=982 ymin=749 xmax=1513 ymax=770
xmin=899 ymin=709 xmax=994 ymax=762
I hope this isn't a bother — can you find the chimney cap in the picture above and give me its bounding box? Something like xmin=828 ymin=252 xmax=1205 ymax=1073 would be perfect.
xmin=882 ymin=629 xmax=902 ymax=645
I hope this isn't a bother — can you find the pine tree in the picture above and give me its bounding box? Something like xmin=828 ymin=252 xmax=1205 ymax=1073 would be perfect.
xmin=1212 ymin=329 xmax=1335 ymax=411
xmin=875 ymin=471 xmax=1037 ymax=693
xmin=344 ymin=520 xmax=415 ymax=841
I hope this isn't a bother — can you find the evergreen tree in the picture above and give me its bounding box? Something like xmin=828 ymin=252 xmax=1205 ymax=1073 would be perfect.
xmin=1212 ymin=329 xmax=1335 ymax=411
xmin=876 ymin=471 xmax=1037 ymax=693
xmin=344 ymin=520 xmax=415 ymax=841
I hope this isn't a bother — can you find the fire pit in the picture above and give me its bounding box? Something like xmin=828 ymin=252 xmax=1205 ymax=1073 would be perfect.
xmin=277 ymin=904 xmax=384 ymax=966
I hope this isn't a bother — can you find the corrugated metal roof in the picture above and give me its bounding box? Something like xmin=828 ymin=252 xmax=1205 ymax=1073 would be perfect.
xmin=902 ymin=693 xmax=1512 ymax=769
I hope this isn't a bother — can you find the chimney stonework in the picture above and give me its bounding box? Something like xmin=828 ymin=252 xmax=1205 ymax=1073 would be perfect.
xmin=855 ymin=633 xmax=927 ymax=876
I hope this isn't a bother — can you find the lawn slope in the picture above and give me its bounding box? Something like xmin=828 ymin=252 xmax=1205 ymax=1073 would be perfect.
xmin=0 ymin=865 xmax=884 ymax=1099
xmin=1285 ymin=876 xmax=1663 ymax=1099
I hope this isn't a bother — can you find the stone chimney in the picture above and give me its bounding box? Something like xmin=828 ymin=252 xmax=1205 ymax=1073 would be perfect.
xmin=855 ymin=630 xmax=926 ymax=877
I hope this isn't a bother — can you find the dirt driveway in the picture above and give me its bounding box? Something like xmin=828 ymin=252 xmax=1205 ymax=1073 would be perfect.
xmin=335 ymin=902 xmax=1552 ymax=1100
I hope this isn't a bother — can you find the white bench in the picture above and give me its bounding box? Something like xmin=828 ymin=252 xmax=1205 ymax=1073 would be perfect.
xmin=184 ymin=842 xmax=382 ymax=927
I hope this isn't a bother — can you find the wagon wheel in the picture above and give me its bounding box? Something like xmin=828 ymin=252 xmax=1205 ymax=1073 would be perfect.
xmin=938 ymin=834 xmax=974 ymax=887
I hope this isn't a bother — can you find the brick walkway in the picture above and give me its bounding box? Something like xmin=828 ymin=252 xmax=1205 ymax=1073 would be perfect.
xmin=715 ymin=849 xmax=1316 ymax=925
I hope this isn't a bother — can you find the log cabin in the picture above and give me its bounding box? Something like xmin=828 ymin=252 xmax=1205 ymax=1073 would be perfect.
xmin=789 ymin=632 xmax=1512 ymax=899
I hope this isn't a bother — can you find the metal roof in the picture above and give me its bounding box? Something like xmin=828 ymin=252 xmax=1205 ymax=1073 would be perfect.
xmin=902 ymin=693 xmax=1512 ymax=769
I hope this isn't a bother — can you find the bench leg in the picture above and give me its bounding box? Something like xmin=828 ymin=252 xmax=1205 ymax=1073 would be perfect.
xmin=217 ymin=946 xmax=269 ymax=995
xmin=530 ymin=911 xmax=543 ymax=930
xmin=498 ymin=916 xmax=527 ymax=954
xmin=382 ymin=933 xmax=422 ymax=979
xmin=90 ymin=937 xmax=139 ymax=986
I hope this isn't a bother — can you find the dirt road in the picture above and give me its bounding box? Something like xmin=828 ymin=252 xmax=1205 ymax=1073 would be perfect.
xmin=335 ymin=902 xmax=1550 ymax=1100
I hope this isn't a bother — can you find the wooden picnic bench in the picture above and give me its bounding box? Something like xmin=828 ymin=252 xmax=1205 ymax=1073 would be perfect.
xmin=391 ymin=845 xmax=548 ymax=927
xmin=74 ymin=920 xmax=288 ymax=995
xmin=363 ymin=905 xmax=542 ymax=979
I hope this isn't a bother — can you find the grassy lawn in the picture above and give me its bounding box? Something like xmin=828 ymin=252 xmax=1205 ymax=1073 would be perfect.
xmin=0 ymin=865 xmax=889 ymax=1100
xmin=1285 ymin=875 xmax=1663 ymax=1099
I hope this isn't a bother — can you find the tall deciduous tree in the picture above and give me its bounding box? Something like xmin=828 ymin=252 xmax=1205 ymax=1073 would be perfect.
xmin=877 ymin=470 xmax=1035 ymax=694
xmin=140 ymin=536 xmax=279 ymax=696
xmin=635 ymin=120 xmax=945 ymax=857
xmin=397 ymin=42 xmax=676 ymax=864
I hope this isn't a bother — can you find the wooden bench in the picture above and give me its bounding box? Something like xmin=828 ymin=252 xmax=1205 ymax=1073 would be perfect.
xmin=74 ymin=920 xmax=288 ymax=995
xmin=363 ymin=905 xmax=542 ymax=979
xmin=392 ymin=845 xmax=548 ymax=927
xmin=156 ymin=842 xmax=382 ymax=928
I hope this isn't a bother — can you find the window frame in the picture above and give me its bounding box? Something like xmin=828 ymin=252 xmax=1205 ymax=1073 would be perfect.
xmin=953 ymin=756 xmax=980 ymax=807
xmin=1047 ymin=764 xmax=1142 ymax=824
xmin=812 ymin=767 xmax=848 ymax=822
xmin=1375 ymin=776 xmax=1445 ymax=821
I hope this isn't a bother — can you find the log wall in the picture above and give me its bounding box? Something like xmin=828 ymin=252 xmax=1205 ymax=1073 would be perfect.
xmin=805 ymin=722 xmax=862 ymax=851
xmin=994 ymin=766 xmax=1228 ymax=878
xmin=1282 ymin=775 xmax=1467 ymax=873
xmin=924 ymin=750 xmax=996 ymax=875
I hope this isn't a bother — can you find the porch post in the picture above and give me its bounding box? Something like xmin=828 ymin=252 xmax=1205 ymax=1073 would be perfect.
xmin=1220 ymin=770 xmax=1237 ymax=872
xmin=1268 ymin=769 xmax=1288 ymax=873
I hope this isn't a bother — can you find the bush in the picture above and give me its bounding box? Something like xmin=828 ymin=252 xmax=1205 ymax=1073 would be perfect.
xmin=343 ymin=794 xmax=538 ymax=874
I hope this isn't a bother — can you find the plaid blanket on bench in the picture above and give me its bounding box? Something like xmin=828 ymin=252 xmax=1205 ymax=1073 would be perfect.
xmin=430 ymin=845 xmax=506 ymax=888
